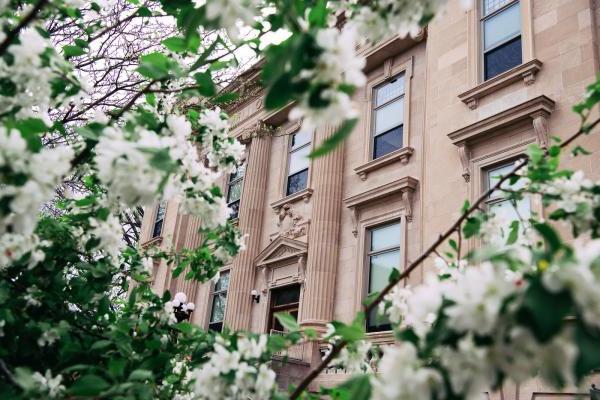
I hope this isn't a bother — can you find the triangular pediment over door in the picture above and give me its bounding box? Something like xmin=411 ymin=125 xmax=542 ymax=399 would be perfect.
xmin=254 ymin=236 xmax=308 ymax=289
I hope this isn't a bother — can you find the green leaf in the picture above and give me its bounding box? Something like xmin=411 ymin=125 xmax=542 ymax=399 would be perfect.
xmin=463 ymin=216 xmax=482 ymax=238
xmin=274 ymin=312 xmax=300 ymax=331
xmin=331 ymin=320 xmax=364 ymax=342
xmin=339 ymin=375 xmax=371 ymax=400
xmin=63 ymin=45 xmax=86 ymax=57
xmin=0 ymin=77 xmax=17 ymax=96
xmin=308 ymin=0 xmax=327 ymax=27
xmin=506 ymin=220 xmax=519 ymax=245
xmin=90 ymin=340 xmax=112 ymax=351
xmin=15 ymin=118 xmax=47 ymax=152
xmin=137 ymin=52 xmax=174 ymax=80
xmin=162 ymin=37 xmax=188 ymax=53
xmin=309 ymin=119 xmax=358 ymax=158
xmin=190 ymin=37 xmax=221 ymax=71
xmin=193 ymin=71 xmax=216 ymax=96
xmin=533 ymin=222 xmax=562 ymax=255
xmin=574 ymin=321 xmax=600 ymax=380
xmin=68 ymin=374 xmax=110 ymax=396
xmin=264 ymin=72 xmax=293 ymax=109
xmin=137 ymin=6 xmax=152 ymax=16
xmin=129 ymin=369 xmax=153 ymax=381
xmin=388 ymin=267 xmax=400 ymax=283
xmin=516 ymin=278 xmax=572 ymax=342
xmin=211 ymin=92 xmax=238 ymax=104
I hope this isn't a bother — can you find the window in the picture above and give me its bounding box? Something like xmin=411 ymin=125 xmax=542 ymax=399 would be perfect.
xmin=482 ymin=0 xmax=522 ymax=80
xmin=366 ymin=222 xmax=401 ymax=332
xmin=152 ymin=201 xmax=166 ymax=238
xmin=372 ymin=74 xmax=405 ymax=159
xmin=268 ymin=284 xmax=300 ymax=333
xmin=484 ymin=160 xmax=531 ymax=238
xmin=208 ymin=271 xmax=230 ymax=332
xmin=226 ymin=162 xmax=245 ymax=220
xmin=286 ymin=131 xmax=311 ymax=196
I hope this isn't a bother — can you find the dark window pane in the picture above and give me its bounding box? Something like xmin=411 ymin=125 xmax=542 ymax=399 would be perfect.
xmin=152 ymin=219 xmax=163 ymax=238
xmin=286 ymin=169 xmax=308 ymax=196
xmin=373 ymin=126 xmax=403 ymax=159
xmin=228 ymin=200 xmax=240 ymax=220
xmin=210 ymin=293 xmax=227 ymax=323
xmin=484 ymin=36 xmax=522 ymax=80
xmin=208 ymin=322 xmax=223 ymax=332
xmin=367 ymin=308 xmax=392 ymax=332
xmin=272 ymin=285 xmax=300 ymax=306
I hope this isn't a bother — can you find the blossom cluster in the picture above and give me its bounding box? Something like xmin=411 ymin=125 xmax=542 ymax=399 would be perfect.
xmin=192 ymin=335 xmax=277 ymax=399
xmin=0 ymin=29 xmax=82 ymax=124
xmin=0 ymin=127 xmax=74 ymax=235
xmin=94 ymin=110 xmax=244 ymax=231
xmin=373 ymin=238 xmax=600 ymax=399
xmin=289 ymin=26 xmax=366 ymax=135
xmin=346 ymin=0 xmax=473 ymax=42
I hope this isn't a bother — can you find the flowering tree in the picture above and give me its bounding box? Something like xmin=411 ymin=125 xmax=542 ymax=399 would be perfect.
xmin=1 ymin=0 xmax=600 ymax=399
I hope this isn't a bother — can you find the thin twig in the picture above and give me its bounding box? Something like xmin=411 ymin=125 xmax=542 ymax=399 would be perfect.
xmin=289 ymin=116 xmax=600 ymax=399
xmin=0 ymin=0 xmax=50 ymax=56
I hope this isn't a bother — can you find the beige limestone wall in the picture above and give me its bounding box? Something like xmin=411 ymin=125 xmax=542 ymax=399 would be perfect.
xmin=140 ymin=0 xmax=600 ymax=396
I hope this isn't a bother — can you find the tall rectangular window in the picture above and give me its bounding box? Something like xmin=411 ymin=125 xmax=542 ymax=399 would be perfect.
xmin=226 ymin=162 xmax=245 ymax=220
xmin=482 ymin=0 xmax=522 ymax=80
xmin=268 ymin=284 xmax=300 ymax=333
xmin=484 ymin=160 xmax=531 ymax=239
xmin=286 ymin=132 xmax=311 ymax=196
xmin=152 ymin=201 xmax=166 ymax=238
xmin=208 ymin=271 xmax=230 ymax=332
xmin=366 ymin=222 xmax=401 ymax=332
xmin=372 ymin=74 xmax=405 ymax=159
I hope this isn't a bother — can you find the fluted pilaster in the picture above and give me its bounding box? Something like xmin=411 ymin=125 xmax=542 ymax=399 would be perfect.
xmin=300 ymin=124 xmax=345 ymax=332
xmin=224 ymin=134 xmax=271 ymax=330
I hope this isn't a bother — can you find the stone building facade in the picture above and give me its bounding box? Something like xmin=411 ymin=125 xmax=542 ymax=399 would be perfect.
xmin=140 ymin=0 xmax=600 ymax=397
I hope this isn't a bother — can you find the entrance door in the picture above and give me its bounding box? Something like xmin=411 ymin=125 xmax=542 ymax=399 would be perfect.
xmin=268 ymin=284 xmax=300 ymax=333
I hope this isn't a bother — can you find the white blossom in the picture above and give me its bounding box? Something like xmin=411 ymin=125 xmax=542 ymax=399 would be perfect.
xmin=32 ymin=370 xmax=65 ymax=399
xmin=543 ymin=240 xmax=600 ymax=329
xmin=444 ymin=262 xmax=517 ymax=335
xmin=371 ymin=343 xmax=444 ymax=400
xmin=289 ymin=26 xmax=366 ymax=135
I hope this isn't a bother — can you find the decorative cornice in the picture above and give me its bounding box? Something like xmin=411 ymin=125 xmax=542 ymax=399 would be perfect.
xmin=458 ymin=59 xmax=543 ymax=110
xmin=448 ymin=95 xmax=555 ymax=182
xmin=448 ymin=95 xmax=555 ymax=146
xmin=140 ymin=236 xmax=162 ymax=248
xmin=354 ymin=147 xmax=414 ymax=181
xmin=344 ymin=176 xmax=419 ymax=236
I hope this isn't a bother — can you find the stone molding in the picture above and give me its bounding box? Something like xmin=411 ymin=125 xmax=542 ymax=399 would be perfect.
xmin=353 ymin=146 xmax=414 ymax=180
xmin=269 ymin=203 xmax=311 ymax=240
xmin=344 ymin=176 xmax=419 ymax=236
xmin=458 ymin=59 xmax=543 ymax=110
xmin=270 ymin=188 xmax=313 ymax=210
xmin=447 ymin=95 xmax=555 ymax=182
xmin=255 ymin=236 xmax=308 ymax=268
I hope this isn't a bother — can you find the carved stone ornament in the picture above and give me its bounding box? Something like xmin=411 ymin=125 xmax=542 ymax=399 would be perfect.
xmin=275 ymin=204 xmax=309 ymax=240
xmin=239 ymin=119 xmax=273 ymax=144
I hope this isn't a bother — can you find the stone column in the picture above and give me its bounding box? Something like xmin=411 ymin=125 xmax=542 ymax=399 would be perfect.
xmin=224 ymin=133 xmax=271 ymax=330
xmin=300 ymin=124 xmax=345 ymax=333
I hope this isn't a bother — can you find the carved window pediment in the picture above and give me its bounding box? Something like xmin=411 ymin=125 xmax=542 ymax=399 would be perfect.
xmin=254 ymin=236 xmax=308 ymax=268
xmin=447 ymin=95 xmax=555 ymax=182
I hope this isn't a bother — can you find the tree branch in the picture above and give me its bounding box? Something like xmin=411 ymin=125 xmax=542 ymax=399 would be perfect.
xmin=0 ymin=0 xmax=49 ymax=56
xmin=289 ymin=116 xmax=600 ymax=399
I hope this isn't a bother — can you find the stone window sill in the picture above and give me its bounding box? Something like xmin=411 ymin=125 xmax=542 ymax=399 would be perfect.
xmin=354 ymin=146 xmax=414 ymax=181
xmin=141 ymin=236 xmax=162 ymax=248
xmin=458 ymin=59 xmax=543 ymax=110
xmin=270 ymin=188 xmax=313 ymax=211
